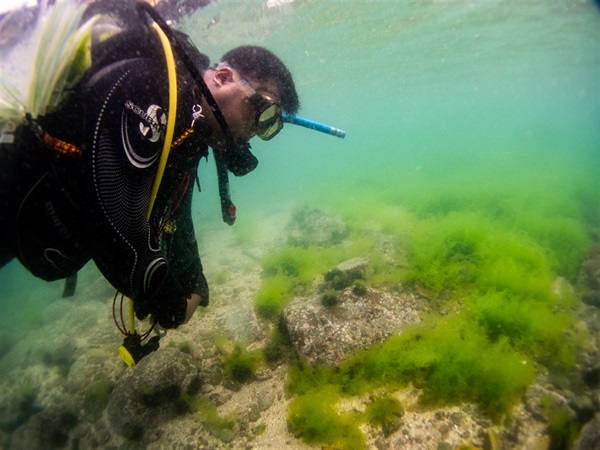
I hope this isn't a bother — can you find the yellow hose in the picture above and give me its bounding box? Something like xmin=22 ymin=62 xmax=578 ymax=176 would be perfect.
xmin=126 ymin=22 xmax=178 ymax=342
xmin=147 ymin=22 xmax=178 ymax=220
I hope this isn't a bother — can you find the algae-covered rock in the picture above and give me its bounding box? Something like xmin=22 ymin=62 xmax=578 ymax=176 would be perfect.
xmin=4 ymin=407 xmax=78 ymax=450
xmin=579 ymin=244 xmax=600 ymax=307
xmin=572 ymin=412 xmax=600 ymax=450
xmin=106 ymin=347 xmax=201 ymax=441
xmin=324 ymin=257 xmax=370 ymax=290
xmin=287 ymin=207 xmax=348 ymax=247
xmin=0 ymin=386 xmax=40 ymax=433
xmin=283 ymin=287 xmax=422 ymax=366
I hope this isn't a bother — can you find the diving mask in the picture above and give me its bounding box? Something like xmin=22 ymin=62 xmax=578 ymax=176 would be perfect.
xmin=216 ymin=62 xmax=283 ymax=141
xmin=236 ymin=79 xmax=283 ymax=141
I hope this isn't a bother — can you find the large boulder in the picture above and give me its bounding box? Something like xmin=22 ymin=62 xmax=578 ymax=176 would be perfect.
xmin=579 ymin=244 xmax=600 ymax=307
xmin=572 ymin=412 xmax=600 ymax=450
xmin=323 ymin=257 xmax=370 ymax=290
xmin=287 ymin=207 xmax=348 ymax=247
xmin=106 ymin=347 xmax=201 ymax=441
xmin=4 ymin=407 xmax=78 ymax=450
xmin=283 ymin=287 xmax=423 ymax=366
xmin=0 ymin=387 xmax=40 ymax=434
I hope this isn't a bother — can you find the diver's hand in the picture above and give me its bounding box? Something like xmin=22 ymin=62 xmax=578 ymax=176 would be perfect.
xmin=154 ymin=295 xmax=187 ymax=329
xmin=184 ymin=293 xmax=203 ymax=324
xmin=145 ymin=293 xmax=204 ymax=329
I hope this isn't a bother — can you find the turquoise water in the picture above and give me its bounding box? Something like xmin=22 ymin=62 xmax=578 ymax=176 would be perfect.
xmin=180 ymin=0 xmax=599 ymax=218
xmin=0 ymin=1 xmax=598 ymax=447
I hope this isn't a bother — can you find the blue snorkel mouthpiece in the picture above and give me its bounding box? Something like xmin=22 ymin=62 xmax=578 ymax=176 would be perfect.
xmin=282 ymin=114 xmax=346 ymax=139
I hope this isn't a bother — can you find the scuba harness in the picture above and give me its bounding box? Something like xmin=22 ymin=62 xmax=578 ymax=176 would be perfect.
xmin=118 ymin=2 xmax=256 ymax=365
xmin=117 ymin=18 xmax=178 ymax=367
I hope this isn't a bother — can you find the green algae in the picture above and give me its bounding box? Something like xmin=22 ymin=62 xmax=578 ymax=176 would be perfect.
xmin=287 ymin=386 xmax=365 ymax=450
xmin=365 ymin=393 xmax=403 ymax=436
xmin=253 ymin=158 xmax=597 ymax=449
xmin=222 ymin=343 xmax=263 ymax=384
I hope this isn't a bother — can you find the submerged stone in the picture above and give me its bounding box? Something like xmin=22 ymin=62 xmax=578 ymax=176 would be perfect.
xmin=287 ymin=207 xmax=348 ymax=247
xmin=106 ymin=347 xmax=201 ymax=441
xmin=283 ymin=287 xmax=423 ymax=366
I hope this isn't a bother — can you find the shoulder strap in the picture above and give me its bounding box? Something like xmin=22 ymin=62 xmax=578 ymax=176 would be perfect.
xmin=146 ymin=22 xmax=178 ymax=219
xmin=137 ymin=2 xmax=238 ymax=226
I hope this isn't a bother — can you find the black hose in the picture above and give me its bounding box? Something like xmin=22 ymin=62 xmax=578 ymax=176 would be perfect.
xmin=135 ymin=1 xmax=238 ymax=153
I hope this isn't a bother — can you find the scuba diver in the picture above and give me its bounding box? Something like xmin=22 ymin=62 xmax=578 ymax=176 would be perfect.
xmin=0 ymin=1 xmax=299 ymax=329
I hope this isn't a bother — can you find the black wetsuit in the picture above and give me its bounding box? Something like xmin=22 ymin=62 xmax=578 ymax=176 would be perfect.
xmin=0 ymin=25 xmax=210 ymax=328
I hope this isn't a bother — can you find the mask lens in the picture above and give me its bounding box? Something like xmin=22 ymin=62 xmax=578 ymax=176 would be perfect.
xmin=256 ymin=103 xmax=282 ymax=140
xmin=246 ymin=89 xmax=283 ymax=140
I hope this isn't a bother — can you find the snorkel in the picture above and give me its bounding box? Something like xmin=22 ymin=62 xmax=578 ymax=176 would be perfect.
xmin=282 ymin=114 xmax=346 ymax=139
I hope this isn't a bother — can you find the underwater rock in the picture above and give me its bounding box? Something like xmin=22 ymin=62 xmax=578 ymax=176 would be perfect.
xmin=0 ymin=330 xmax=15 ymax=360
xmin=106 ymin=347 xmax=202 ymax=441
xmin=66 ymin=348 xmax=115 ymax=392
xmin=337 ymin=257 xmax=370 ymax=275
xmin=572 ymin=412 xmax=600 ymax=450
xmin=579 ymin=244 xmax=600 ymax=307
xmin=5 ymin=407 xmax=78 ymax=450
xmin=287 ymin=207 xmax=348 ymax=247
xmin=0 ymin=387 xmax=40 ymax=433
xmin=283 ymin=287 xmax=422 ymax=366
xmin=37 ymin=335 xmax=78 ymax=377
xmin=324 ymin=257 xmax=370 ymax=290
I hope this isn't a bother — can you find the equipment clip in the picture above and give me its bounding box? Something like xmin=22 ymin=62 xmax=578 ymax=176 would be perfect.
xmin=191 ymin=104 xmax=203 ymax=128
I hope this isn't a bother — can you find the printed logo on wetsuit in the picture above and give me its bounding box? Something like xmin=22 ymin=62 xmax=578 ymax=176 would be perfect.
xmin=125 ymin=100 xmax=166 ymax=142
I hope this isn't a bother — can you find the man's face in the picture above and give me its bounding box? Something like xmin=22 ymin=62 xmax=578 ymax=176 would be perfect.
xmin=204 ymin=67 xmax=281 ymax=149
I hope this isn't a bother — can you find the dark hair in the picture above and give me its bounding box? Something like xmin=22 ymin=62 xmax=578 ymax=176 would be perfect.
xmin=220 ymin=46 xmax=299 ymax=114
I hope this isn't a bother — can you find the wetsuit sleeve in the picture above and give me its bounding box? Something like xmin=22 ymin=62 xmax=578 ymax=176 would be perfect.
xmin=80 ymin=57 xmax=188 ymax=328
